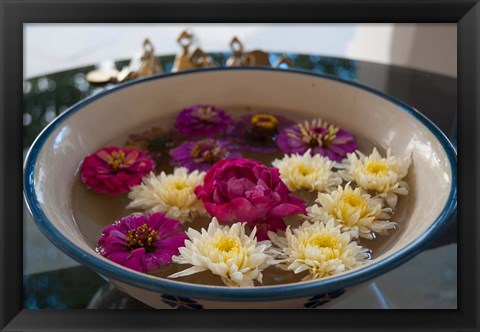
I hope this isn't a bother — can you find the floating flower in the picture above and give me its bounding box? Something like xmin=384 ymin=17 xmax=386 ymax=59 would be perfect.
xmin=125 ymin=127 xmax=177 ymax=169
xmin=276 ymin=118 xmax=357 ymax=162
xmin=97 ymin=212 xmax=187 ymax=273
xmin=227 ymin=113 xmax=294 ymax=152
xmin=268 ymin=219 xmax=369 ymax=281
xmin=80 ymin=146 xmax=154 ymax=195
xmin=170 ymin=138 xmax=242 ymax=172
xmin=127 ymin=168 xmax=207 ymax=223
xmin=306 ymin=183 xmax=394 ymax=239
xmin=340 ymin=147 xmax=411 ymax=208
xmin=194 ymin=159 xmax=307 ymax=241
xmin=272 ymin=149 xmax=342 ymax=192
xmin=169 ymin=218 xmax=275 ymax=287
xmin=175 ymin=104 xmax=231 ymax=137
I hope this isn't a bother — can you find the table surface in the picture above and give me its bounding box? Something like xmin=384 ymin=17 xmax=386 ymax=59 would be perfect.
xmin=23 ymin=52 xmax=457 ymax=309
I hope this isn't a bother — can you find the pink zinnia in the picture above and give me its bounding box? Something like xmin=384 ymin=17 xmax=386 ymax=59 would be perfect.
xmin=80 ymin=146 xmax=154 ymax=195
xmin=97 ymin=212 xmax=187 ymax=273
xmin=194 ymin=158 xmax=307 ymax=240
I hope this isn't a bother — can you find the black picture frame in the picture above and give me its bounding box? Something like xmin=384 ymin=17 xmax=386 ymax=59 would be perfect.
xmin=1 ymin=1 xmax=479 ymax=331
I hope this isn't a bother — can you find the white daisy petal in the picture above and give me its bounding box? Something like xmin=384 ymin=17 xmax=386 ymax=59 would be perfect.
xmin=169 ymin=265 xmax=207 ymax=278
xmin=272 ymin=149 xmax=342 ymax=193
xmin=270 ymin=219 xmax=368 ymax=280
xmin=339 ymin=147 xmax=412 ymax=208
xmin=127 ymin=168 xmax=207 ymax=223
xmin=306 ymin=183 xmax=396 ymax=239
xmin=168 ymin=218 xmax=277 ymax=287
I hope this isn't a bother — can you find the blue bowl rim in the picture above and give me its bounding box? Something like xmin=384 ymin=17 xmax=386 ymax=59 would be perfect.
xmin=24 ymin=67 xmax=457 ymax=302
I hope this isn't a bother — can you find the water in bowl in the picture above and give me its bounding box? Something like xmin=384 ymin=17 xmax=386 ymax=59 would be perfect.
xmin=71 ymin=106 xmax=409 ymax=286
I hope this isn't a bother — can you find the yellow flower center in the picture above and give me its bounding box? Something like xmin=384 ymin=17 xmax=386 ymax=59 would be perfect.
xmin=109 ymin=151 xmax=125 ymax=169
xmin=290 ymin=119 xmax=339 ymax=148
xmin=310 ymin=235 xmax=338 ymax=249
xmin=193 ymin=106 xmax=216 ymax=122
xmin=365 ymin=161 xmax=390 ymax=176
xmin=251 ymin=114 xmax=278 ymax=130
xmin=191 ymin=139 xmax=227 ymax=164
xmin=336 ymin=192 xmax=371 ymax=221
xmin=215 ymin=236 xmax=239 ymax=253
xmin=99 ymin=149 xmax=138 ymax=170
xmin=126 ymin=223 xmax=158 ymax=252
xmin=303 ymin=234 xmax=341 ymax=261
xmin=297 ymin=164 xmax=313 ymax=176
xmin=171 ymin=180 xmax=187 ymax=191
xmin=343 ymin=193 xmax=365 ymax=209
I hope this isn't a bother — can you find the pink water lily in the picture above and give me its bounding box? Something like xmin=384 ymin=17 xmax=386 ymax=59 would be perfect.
xmin=194 ymin=158 xmax=307 ymax=240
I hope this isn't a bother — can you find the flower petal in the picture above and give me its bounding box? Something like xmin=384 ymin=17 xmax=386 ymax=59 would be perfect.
xmin=269 ymin=202 xmax=306 ymax=218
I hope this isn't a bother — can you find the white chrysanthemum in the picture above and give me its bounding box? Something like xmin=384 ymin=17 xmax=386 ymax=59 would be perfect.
xmin=127 ymin=168 xmax=207 ymax=223
xmin=168 ymin=218 xmax=275 ymax=287
xmin=268 ymin=219 xmax=369 ymax=281
xmin=340 ymin=147 xmax=412 ymax=207
xmin=306 ymin=183 xmax=394 ymax=239
xmin=272 ymin=149 xmax=342 ymax=192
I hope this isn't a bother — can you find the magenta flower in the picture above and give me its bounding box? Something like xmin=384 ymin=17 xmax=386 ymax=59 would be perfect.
xmin=175 ymin=105 xmax=231 ymax=137
xmin=170 ymin=138 xmax=242 ymax=172
xmin=80 ymin=146 xmax=154 ymax=195
xmin=194 ymin=159 xmax=307 ymax=240
xmin=97 ymin=212 xmax=187 ymax=273
xmin=276 ymin=118 xmax=357 ymax=162
xmin=227 ymin=113 xmax=294 ymax=152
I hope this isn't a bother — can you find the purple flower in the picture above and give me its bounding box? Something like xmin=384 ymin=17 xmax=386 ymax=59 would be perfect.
xmin=227 ymin=113 xmax=294 ymax=152
xmin=277 ymin=118 xmax=357 ymax=162
xmin=170 ymin=138 xmax=242 ymax=172
xmin=175 ymin=105 xmax=231 ymax=137
xmin=97 ymin=212 xmax=187 ymax=273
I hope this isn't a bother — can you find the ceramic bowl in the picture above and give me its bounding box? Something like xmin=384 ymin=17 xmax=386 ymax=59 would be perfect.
xmin=24 ymin=68 xmax=457 ymax=309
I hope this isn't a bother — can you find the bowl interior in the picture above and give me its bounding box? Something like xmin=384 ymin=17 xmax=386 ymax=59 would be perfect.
xmin=25 ymin=68 xmax=455 ymax=296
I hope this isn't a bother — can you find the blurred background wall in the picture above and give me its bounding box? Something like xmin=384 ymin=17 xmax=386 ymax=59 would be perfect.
xmin=24 ymin=23 xmax=456 ymax=79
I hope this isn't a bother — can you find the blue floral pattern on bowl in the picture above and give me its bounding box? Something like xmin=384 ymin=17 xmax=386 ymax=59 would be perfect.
xmin=304 ymin=289 xmax=345 ymax=308
xmin=161 ymin=294 xmax=203 ymax=309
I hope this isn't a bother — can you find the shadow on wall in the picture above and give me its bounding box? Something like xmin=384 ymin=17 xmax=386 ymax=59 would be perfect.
xmin=390 ymin=24 xmax=457 ymax=78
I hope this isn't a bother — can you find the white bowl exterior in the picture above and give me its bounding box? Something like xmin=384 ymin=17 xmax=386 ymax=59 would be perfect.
xmin=30 ymin=70 xmax=454 ymax=307
xmin=110 ymin=278 xmax=364 ymax=309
